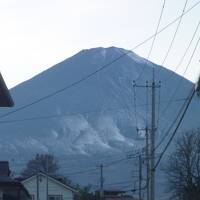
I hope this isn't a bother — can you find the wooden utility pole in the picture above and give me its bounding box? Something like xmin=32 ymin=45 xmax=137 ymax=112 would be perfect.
xmin=150 ymin=71 xmax=156 ymax=200
xmin=146 ymin=127 xmax=150 ymax=200
xmin=46 ymin=157 xmax=49 ymax=200
xmin=100 ymin=164 xmax=104 ymax=200
xmin=139 ymin=155 xmax=142 ymax=200
xmin=133 ymin=77 xmax=160 ymax=200
xmin=37 ymin=173 xmax=39 ymax=200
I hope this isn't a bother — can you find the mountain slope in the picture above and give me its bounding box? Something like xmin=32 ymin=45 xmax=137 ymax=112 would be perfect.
xmin=0 ymin=46 xmax=197 ymax=154
xmin=0 ymin=47 xmax=199 ymax=196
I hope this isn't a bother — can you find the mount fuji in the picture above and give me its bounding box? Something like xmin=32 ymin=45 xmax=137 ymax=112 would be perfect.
xmin=0 ymin=47 xmax=199 ymax=197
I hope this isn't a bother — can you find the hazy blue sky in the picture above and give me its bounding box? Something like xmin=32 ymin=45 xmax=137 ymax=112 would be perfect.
xmin=0 ymin=0 xmax=200 ymax=88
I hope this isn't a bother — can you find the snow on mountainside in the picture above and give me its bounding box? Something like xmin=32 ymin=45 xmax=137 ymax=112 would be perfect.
xmin=0 ymin=46 xmax=198 ymax=156
xmin=0 ymin=47 xmax=199 ymax=195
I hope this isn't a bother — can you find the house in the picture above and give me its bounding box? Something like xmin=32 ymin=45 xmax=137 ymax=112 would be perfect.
xmin=0 ymin=72 xmax=14 ymax=107
xmin=0 ymin=161 xmax=31 ymax=200
xmin=19 ymin=172 xmax=77 ymax=200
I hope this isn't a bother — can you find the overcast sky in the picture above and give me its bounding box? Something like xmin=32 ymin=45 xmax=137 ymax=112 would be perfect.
xmin=0 ymin=0 xmax=200 ymax=88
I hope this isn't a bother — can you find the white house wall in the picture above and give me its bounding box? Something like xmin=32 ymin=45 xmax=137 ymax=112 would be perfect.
xmin=22 ymin=174 xmax=74 ymax=200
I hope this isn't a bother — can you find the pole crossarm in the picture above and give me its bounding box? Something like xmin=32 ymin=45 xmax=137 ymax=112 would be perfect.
xmin=133 ymin=81 xmax=161 ymax=88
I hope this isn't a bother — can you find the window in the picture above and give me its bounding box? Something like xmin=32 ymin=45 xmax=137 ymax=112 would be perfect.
xmin=48 ymin=195 xmax=63 ymax=200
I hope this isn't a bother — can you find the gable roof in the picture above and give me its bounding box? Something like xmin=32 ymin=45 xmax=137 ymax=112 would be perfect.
xmin=0 ymin=161 xmax=30 ymax=199
xmin=0 ymin=179 xmax=31 ymax=198
xmin=20 ymin=172 xmax=77 ymax=193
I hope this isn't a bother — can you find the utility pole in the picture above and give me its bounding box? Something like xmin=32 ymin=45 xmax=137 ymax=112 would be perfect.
xmin=37 ymin=172 xmax=39 ymax=200
xmin=150 ymin=80 xmax=156 ymax=200
xmin=46 ymin=156 xmax=49 ymax=200
xmin=100 ymin=164 xmax=104 ymax=200
xmin=150 ymin=70 xmax=157 ymax=200
xmin=145 ymin=127 xmax=150 ymax=200
xmin=133 ymin=77 xmax=160 ymax=200
xmin=139 ymin=155 xmax=142 ymax=200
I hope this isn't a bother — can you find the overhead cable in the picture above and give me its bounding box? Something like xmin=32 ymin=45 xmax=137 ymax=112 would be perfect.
xmin=0 ymin=1 xmax=200 ymax=119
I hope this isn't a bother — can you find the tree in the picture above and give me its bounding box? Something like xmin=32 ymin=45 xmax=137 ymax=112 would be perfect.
xmin=74 ymin=185 xmax=100 ymax=200
xmin=165 ymin=130 xmax=200 ymax=200
xmin=21 ymin=153 xmax=59 ymax=178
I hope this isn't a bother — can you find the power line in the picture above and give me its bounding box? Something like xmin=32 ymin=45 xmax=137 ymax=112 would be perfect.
xmin=162 ymin=20 xmax=200 ymax=83
xmin=0 ymin=1 xmax=199 ymax=120
xmin=140 ymin=3 xmax=167 ymax=198
xmin=62 ymin=168 xmax=99 ymax=176
xmin=10 ymin=147 xmax=144 ymax=166
xmin=54 ymin=156 xmax=137 ymax=176
xmin=134 ymin=84 xmax=161 ymax=199
xmin=0 ymin=98 xmax=189 ymax=124
xmin=175 ymin=21 xmax=200 ymax=73
xmin=159 ymin=27 xmax=200 ymax=123
xmin=155 ymin=31 xmax=200 ymax=150
xmin=104 ymin=158 xmax=130 ymax=168
xmin=104 ymin=180 xmax=133 ymax=187
xmin=104 ymin=153 xmax=143 ymax=168
xmin=154 ymin=87 xmax=195 ymax=169
xmin=147 ymin=0 xmax=166 ymax=60
xmin=11 ymin=153 xmax=123 ymax=164
xmin=161 ymin=0 xmax=188 ymax=66
xmin=135 ymin=0 xmax=166 ymax=81
xmin=155 ymin=88 xmax=192 ymax=150
xmin=11 ymin=150 xmax=144 ymax=177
